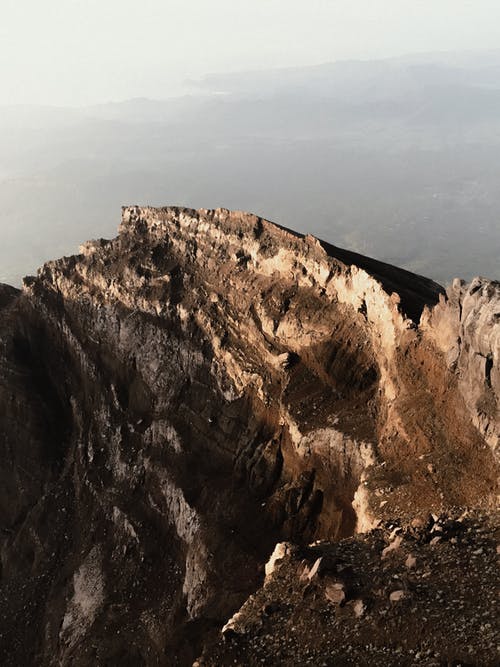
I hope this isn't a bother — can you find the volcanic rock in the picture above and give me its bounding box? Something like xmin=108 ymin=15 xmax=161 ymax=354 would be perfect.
xmin=0 ymin=206 xmax=498 ymax=665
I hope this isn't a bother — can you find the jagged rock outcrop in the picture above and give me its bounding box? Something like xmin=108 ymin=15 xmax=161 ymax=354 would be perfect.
xmin=422 ymin=277 xmax=500 ymax=459
xmin=0 ymin=207 xmax=498 ymax=666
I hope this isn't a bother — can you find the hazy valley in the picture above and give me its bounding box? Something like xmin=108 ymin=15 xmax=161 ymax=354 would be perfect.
xmin=2 ymin=51 xmax=500 ymax=287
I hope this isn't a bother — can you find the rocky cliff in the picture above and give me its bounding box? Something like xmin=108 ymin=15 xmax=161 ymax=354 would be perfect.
xmin=0 ymin=207 xmax=498 ymax=666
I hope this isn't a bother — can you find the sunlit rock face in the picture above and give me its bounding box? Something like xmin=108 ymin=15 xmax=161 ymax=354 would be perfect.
xmin=422 ymin=276 xmax=500 ymax=460
xmin=0 ymin=207 xmax=498 ymax=665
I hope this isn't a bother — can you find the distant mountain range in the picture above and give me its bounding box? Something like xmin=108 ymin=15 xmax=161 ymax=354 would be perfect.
xmin=1 ymin=50 xmax=500 ymax=286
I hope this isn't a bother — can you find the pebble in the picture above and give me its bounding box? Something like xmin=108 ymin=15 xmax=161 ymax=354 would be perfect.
xmin=389 ymin=590 xmax=405 ymax=602
xmin=405 ymin=554 xmax=417 ymax=569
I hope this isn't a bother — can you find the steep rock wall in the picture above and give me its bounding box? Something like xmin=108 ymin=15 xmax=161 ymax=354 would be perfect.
xmin=422 ymin=277 xmax=500 ymax=459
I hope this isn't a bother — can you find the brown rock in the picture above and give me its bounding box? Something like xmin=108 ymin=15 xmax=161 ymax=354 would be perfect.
xmin=382 ymin=536 xmax=403 ymax=559
xmin=405 ymin=554 xmax=417 ymax=569
xmin=307 ymin=557 xmax=323 ymax=581
xmin=325 ymin=582 xmax=346 ymax=606
xmin=389 ymin=590 xmax=405 ymax=602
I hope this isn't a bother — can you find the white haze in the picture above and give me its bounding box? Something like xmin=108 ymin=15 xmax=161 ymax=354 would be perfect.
xmin=1 ymin=2 xmax=500 ymax=286
xmin=2 ymin=1 xmax=500 ymax=107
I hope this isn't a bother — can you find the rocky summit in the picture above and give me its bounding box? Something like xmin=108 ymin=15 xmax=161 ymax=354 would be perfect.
xmin=0 ymin=206 xmax=498 ymax=666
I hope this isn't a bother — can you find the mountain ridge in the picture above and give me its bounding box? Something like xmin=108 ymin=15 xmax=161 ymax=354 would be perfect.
xmin=0 ymin=206 xmax=498 ymax=665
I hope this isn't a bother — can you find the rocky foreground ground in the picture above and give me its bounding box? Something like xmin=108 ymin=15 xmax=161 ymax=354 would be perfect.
xmin=203 ymin=511 xmax=499 ymax=666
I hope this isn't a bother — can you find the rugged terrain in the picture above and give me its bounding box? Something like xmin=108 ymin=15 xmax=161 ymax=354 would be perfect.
xmin=0 ymin=206 xmax=498 ymax=666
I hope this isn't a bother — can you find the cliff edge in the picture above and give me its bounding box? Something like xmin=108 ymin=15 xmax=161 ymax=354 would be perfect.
xmin=0 ymin=207 xmax=498 ymax=665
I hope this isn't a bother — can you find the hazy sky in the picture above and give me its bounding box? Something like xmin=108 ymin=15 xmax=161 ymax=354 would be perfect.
xmin=1 ymin=0 xmax=499 ymax=106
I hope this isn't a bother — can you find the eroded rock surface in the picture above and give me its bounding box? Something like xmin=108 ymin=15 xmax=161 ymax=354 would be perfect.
xmin=0 ymin=207 xmax=498 ymax=665
xmin=422 ymin=277 xmax=500 ymax=459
